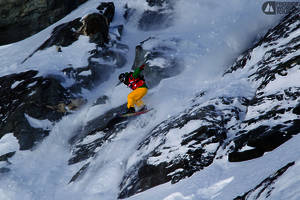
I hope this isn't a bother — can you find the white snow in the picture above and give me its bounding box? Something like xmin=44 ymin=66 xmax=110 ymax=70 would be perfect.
xmin=263 ymin=65 xmax=300 ymax=94
xmin=128 ymin=134 xmax=300 ymax=200
xmin=0 ymin=133 xmax=19 ymax=155
xmin=78 ymin=70 xmax=92 ymax=76
xmin=163 ymin=192 xmax=194 ymax=200
xmin=11 ymin=81 xmax=23 ymax=89
xmin=24 ymin=114 xmax=53 ymax=130
xmin=197 ymin=177 xmax=234 ymax=199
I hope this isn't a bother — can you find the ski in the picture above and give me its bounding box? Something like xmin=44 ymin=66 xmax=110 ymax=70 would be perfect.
xmin=119 ymin=108 xmax=153 ymax=118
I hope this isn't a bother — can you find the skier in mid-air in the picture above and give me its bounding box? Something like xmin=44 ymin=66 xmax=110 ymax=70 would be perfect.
xmin=118 ymin=64 xmax=148 ymax=114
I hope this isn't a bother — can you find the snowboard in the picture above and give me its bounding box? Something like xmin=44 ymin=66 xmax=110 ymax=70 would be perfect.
xmin=119 ymin=108 xmax=153 ymax=118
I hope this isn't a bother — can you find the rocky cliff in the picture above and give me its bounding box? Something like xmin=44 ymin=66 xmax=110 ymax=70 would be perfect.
xmin=0 ymin=0 xmax=87 ymax=45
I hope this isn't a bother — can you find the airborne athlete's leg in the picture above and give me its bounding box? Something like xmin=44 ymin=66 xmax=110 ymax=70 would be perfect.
xmin=127 ymin=88 xmax=148 ymax=109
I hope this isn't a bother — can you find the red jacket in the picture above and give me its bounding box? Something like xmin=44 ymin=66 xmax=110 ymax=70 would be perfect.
xmin=124 ymin=64 xmax=147 ymax=90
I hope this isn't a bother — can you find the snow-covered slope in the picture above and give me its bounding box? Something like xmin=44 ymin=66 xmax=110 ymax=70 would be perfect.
xmin=0 ymin=0 xmax=299 ymax=200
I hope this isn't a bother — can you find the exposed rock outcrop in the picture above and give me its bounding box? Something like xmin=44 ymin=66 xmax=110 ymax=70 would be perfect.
xmin=226 ymin=9 xmax=300 ymax=162
xmin=22 ymin=2 xmax=119 ymax=64
xmin=124 ymin=0 xmax=174 ymax=31
xmin=0 ymin=0 xmax=87 ymax=45
xmin=78 ymin=13 xmax=109 ymax=45
xmin=0 ymin=70 xmax=84 ymax=150
xmin=132 ymin=37 xmax=183 ymax=88
xmin=97 ymin=2 xmax=115 ymax=23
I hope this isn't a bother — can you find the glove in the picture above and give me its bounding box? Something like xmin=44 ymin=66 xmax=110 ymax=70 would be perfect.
xmin=139 ymin=64 xmax=145 ymax=70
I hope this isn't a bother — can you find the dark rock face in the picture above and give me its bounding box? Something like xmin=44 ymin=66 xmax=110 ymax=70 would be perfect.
xmin=0 ymin=152 xmax=15 ymax=174
xmin=0 ymin=70 xmax=74 ymax=150
xmin=97 ymin=2 xmax=115 ymax=23
xmin=124 ymin=0 xmax=174 ymax=31
xmin=78 ymin=13 xmax=109 ymax=45
xmin=132 ymin=37 xmax=183 ymax=88
xmin=0 ymin=152 xmax=15 ymax=163
xmin=118 ymin=97 xmax=246 ymax=198
xmin=39 ymin=18 xmax=83 ymax=50
xmin=22 ymin=2 xmax=118 ymax=63
xmin=21 ymin=17 xmax=83 ymax=63
xmin=21 ymin=2 xmax=127 ymax=94
xmin=234 ymin=162 xmax=295 ymax=200
xmin=0 ymin=0 xmax=87 ymax=45
xmin=62 ymin=43 xmax=128 ymax=93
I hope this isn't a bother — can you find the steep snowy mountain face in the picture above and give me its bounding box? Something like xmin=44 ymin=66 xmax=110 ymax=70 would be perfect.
xmin=226 ymin=9 xmax=300 ymax=163
xmin=119 ymin=8 xmax=300 ymax=199
xmin=0 ymin=0 xmax=299 ymax=200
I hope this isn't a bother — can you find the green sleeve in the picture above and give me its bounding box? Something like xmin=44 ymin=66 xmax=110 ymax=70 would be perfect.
xmin=132 ymin=67 xmax=142 ymax=78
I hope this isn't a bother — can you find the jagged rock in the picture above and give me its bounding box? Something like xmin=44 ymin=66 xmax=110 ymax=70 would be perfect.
xmin=226 ymin=9 xmax=300 ymax=162
xmin=62 ymin=46 xmax=127 ymax=92
xmin=22 ymin=2 xmax=116 ymax=63
xmin=293 ymin=103 xmax=300 ymax=115
xmin=124 ymin=0 xmax=174 ymax=31
xmin=228 ymin=148 xmax=264 ymax=162
xmin=138 ymin=10 xmax=173 ymax=31
xmin=0 ymin=152 xmax=15 ymax=163
xmin=69 ymin=162 xmax=90 ymax=183
xmin=0 ymin=70 xmax=78 ymax=150
xmin=123 ymin=4 xmax=135 ymax=20
xmin=93 ymin=95 xmax=109 ymax=106
xmin=0 ymin=152 xmax=15 ymax=174
xmin=78 ymin=13 xmax=109 ymax=45
xmin=39 ymin=18 xmax=83 ymax=50
xmin=22 ymin=18 xmax=83 ymax=63
xmin=142 ymin=0 xmax=173 ymax=30
xmin=118 ymin=97 xmax=246 ymax=198
xmin=234 ymin=162 xmax=295 ymax=199
xmin=132 ymin=37 xmax=182 ymax=88
xmin=46 ymin=98 xmax=87 ymax=113
xmin=97 ymin=2 xmax=115 ymax=23
xmin=0 ymin=0 xmax=87 ymax=45
xmin=146 ymin=0 xmax=169 ymax=7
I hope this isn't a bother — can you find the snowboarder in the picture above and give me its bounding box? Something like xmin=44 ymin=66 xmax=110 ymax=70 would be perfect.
xmin=118 ymin=64 xmax=148 ymax=114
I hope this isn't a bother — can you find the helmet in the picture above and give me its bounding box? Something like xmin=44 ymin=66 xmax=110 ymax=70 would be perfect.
xmin=119 ymin=73 xmax=126 ymax=82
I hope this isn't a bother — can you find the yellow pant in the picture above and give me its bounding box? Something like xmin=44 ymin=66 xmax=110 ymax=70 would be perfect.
xmin=127 ymin=87 xmax=148 ymax=109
